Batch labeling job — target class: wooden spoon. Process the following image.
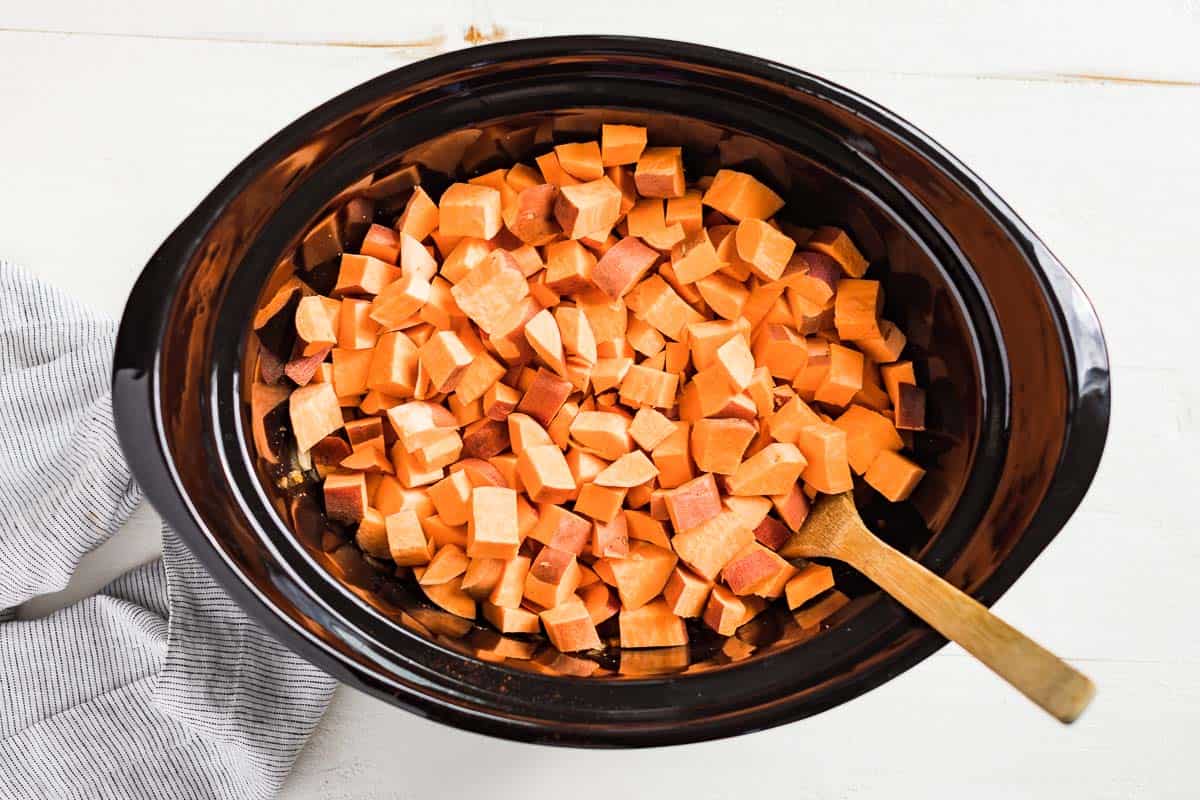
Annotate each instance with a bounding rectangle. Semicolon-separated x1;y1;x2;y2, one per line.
779;492;1095;723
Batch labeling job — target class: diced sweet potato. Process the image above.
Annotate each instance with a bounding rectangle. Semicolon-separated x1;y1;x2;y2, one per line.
417;330;473;393
528;503;592;554
421;578;476;619
726;442;807;496
619;599;688;648
797;422;853;494
736;219;795;281
323;472;367;523
601;124;648;166
663;565;712;617
554;176;622;239
690;418;757;475
671;508;754;581
813;343;864;408
771;482;811;531
555;141;604;181
590;509;630;558
864;449;925;501
592;236;660;300
488;554;532;609
753;515;791;551
703;584;764;636
524;545;583;608
460;557;505;599
579;582;620;625
628;407;676;452
517;444;576;504
482;601;542;634
449;251;529;335
439;182;502;240
596;541;677;611
634;147;685;198
386;508;433;566
722;543;790;595
515;367;573;426
523;308;566;376
701;170;784;221
785;563;836;610
395;186;439;242
670;228;722;284
804;226;869;278
467;486;520;560
289;383;344;452
723;495;773;530
540;598;602;652
419;544;470;585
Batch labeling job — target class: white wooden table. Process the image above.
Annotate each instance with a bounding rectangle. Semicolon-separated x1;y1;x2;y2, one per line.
4;2;1198;797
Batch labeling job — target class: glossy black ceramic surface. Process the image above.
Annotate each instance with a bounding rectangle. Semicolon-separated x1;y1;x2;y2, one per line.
113;36;1109;746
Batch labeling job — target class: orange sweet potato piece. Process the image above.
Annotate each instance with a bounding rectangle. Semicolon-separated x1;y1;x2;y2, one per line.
366;331;420;397
726;442;807;496
555;141;604;181
460;557;505;599
766;395;823;444
467;486;520;560
289;383;344;452
517;444;576;504
753;515;792;551
505;183;561;245
482;381;521;421
523;308;567;376
528;503;592;554
628;407;676;452
619;599;688;648
331;347;373;397
449;251;529;335
395;186;439;242
540;597;602;652
690;418;757;475
440;237;494;283
618;364;678;409
834;279;883;340
703;584;762;636
624;509;671;549
649;421;693;490
722;543;790;595
439;182;502;240
554;305;599;366
797;422;853;494
460;417;509;459
629;275;703;342
516;367;573;426
753;323;808;381
670;228;722;284
593;450;659;488
671;508;754;581
295;295;340;355
601;124;647;166
416;330;473;393
427;470;472;526
596;541;677;611
592;236;660;300
579;581;620;625
337;297;381;350
543;240;596;293
864;450;925;501
785;563;836;609
535;151;579;187
804;226;869;278
361;223;401;264
576;483;628;524
853;319;907;364
353;507;389;557
696;272;750;320
634;147;685;198
419;543;470;586
813;343;864;408
420;578;476;619
334;253;403;297
386;508;433;566
771;481;811;531
735;219;796;281
834;404;904;474
701;170;784;221
525;546;583;608
666;190;703;234
663;565;713;617
323;472;368;523
488;554;532;608
554;176;622;239
569;411;632;460
482;601;542;634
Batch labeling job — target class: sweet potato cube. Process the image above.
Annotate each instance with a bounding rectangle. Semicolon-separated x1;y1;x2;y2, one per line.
516;368;573;427
736;219;796;281
670;228;722;284
528;503;592;554
766;395;823;444
439;182;502;240
386;508;433;566
417;330;473;393
724;495;773;531
555;141;604;181
467;486;520;560
524;308;567;376
482;602;541;634
624;509;672;549
618;364;678;409
360;223;401;263
753;515;792;551
671;509;754;581
395;187;439;242
488;554;532;608
543;240;596;293
666;190;703;234
427;470;472;526
535;151;579;187
453;350;506;407
813;343;864;408
323;472;367;524
289;383;344;452
620;599;688;648
540;598;602;652
575;483;627;524
368;271;431;330
351;507;388;558
334;253;403;298
663;565;713;617
419;544;470;586
722;543;790;595
440;237;494;284
366;331;419;397
711;334;755;392
834;404;904;474
703;584;757;636
449;251;529;335
337;298;381;350
797;422;853;494
805;226;869;278
517;444;576;504
295;295;340;355
627;197;684;250
461;417;509;459
420;578;476;619
505;183;561;245
332;347;373;397
834;279;883;340
579;582;620;625
592;236;660;300
865;450;925;501
634;147;685;198
554;305;599;367
482;381;521;421
404;426;463;470
696;272;749;321
460;557;505;599
628;407;676;451
569;411;632;460
628;275;702;341
754;324;808;381
701;170;784;221
525;546;583;608
601;124;647;166
554;176;622;239
771;482;811;531
595;541;677;611
593;450;659;487
727;442;807;496
399;233;438;282
690;418;757;475
649;422;693;490
785;563;836;609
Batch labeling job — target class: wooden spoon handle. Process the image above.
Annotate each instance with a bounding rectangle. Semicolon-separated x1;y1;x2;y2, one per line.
842;527;1095;723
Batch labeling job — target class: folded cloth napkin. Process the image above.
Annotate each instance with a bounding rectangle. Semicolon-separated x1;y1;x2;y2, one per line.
0;261;337;800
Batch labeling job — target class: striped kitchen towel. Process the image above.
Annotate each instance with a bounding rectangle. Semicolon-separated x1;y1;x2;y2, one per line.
0;261;337;799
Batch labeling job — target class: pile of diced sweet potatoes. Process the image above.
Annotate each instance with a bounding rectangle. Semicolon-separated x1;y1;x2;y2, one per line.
250;124;927;653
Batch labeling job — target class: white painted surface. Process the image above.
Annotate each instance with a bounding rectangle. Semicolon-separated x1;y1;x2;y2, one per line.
2;2;1197;797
